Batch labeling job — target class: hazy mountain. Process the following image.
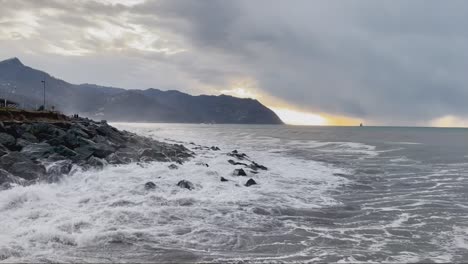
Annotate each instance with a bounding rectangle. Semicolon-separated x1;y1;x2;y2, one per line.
0;58;283;124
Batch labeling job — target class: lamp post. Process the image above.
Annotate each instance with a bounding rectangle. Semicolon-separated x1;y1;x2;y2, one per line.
41;80;46;110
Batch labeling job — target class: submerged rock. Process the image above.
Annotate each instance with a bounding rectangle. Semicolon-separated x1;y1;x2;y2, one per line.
228;150;248;160
245;178;257;187
177;180;194;190
195;162;209;167
168;164;179;170
250;161;268;171
233;168;247;176
145;181;156;190
228;159;248;166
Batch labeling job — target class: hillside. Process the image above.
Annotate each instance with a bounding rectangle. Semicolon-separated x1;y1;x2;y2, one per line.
0;58;283;124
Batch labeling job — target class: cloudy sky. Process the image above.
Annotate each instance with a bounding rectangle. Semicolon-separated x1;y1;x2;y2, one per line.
1;0;468;126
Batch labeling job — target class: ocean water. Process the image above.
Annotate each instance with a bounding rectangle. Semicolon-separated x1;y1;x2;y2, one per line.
1;124;468;262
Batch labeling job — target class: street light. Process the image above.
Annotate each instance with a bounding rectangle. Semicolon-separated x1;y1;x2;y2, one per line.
41;80;46;110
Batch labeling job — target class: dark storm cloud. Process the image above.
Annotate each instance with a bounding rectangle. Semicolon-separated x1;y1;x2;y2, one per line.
1;0;468;124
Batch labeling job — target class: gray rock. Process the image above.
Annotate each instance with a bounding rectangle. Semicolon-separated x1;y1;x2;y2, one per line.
47;160;73;176
21;132;38;143
21;142;54;160
139;148;169;162
0;169;24;186
220;177;229;182
0;152;30;170
177;180;194;190
0;132;16;150
87;156;107;169
0;144;8;157
250;161;268;171
233;168;247;176
168;164;179;170
54;145;77;158
93;143;115;159
228;159;248;166
245;178;257;187
9;161;46;181
145;181;156;190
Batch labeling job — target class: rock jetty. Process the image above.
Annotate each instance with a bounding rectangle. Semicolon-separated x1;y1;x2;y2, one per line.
0;117;193;189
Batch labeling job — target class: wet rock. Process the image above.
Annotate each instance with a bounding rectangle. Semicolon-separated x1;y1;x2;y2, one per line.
220;177;229;182
21;132;38;143
93;143;115;159
245;178;257;187
47;160;73;176
227;150;248;160
168;164;179;170
0;168;24;187
195;162;209;167
210;146;220;151
228;159;248;166
54;145;77;158
74;145;96;160
20;142;54;160
233;168;247;176
16;138;32;149
9;161;46;181
0;152;30;170
145;181;156;190
0;144;9;157
177;180;194;190
0;132;16;150
105;152;132;164
250;161;268;171
87;156;106;169
139;148;169;162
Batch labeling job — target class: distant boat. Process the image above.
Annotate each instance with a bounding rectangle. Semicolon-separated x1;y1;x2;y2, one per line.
359;123;363;127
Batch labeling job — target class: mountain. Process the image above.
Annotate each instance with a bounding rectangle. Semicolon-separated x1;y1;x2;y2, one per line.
0;58;283;124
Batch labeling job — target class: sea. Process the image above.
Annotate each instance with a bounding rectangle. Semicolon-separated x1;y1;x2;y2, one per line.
1;124;468;263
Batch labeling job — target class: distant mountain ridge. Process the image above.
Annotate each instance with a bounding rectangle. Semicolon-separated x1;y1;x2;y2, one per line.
0;57;283;124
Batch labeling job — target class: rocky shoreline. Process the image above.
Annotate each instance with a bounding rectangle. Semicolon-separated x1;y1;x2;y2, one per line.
0;117;193;190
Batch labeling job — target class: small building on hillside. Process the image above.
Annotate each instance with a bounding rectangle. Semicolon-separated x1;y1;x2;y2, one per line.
0;98;19;108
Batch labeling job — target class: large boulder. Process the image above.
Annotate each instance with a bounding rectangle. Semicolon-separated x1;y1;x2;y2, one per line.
9;161;46;181
21;132;38;143
0;144;8;157
21;142;55;160
0;132;16;150
93;143;115;159
54;145;77;158
0;152;29;170
0;169;25;187
87;156;107;169
139;148;169;162
45;160;73;182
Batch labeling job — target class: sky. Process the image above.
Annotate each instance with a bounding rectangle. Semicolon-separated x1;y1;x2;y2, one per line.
1;0;468;126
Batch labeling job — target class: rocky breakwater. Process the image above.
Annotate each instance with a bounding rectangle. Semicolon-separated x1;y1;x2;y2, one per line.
0;118;193;190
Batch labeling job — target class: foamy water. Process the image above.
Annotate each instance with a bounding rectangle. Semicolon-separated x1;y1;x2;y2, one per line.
1;124;468;262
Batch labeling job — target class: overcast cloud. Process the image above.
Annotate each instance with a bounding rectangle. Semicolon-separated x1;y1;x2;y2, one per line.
1;0;468;125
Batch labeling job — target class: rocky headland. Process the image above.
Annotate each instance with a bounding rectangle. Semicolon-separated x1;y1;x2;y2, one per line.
0;116;193;190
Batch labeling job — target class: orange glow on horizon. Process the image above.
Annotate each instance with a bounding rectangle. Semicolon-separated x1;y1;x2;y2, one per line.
271;107;362;126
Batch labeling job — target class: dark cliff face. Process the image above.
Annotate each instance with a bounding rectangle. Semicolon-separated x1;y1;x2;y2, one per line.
0;58;284;124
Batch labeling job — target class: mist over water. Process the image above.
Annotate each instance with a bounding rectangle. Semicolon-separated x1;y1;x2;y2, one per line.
1;124;468;262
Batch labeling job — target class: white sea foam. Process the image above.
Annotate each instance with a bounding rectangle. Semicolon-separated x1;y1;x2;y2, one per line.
0;123;349;262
